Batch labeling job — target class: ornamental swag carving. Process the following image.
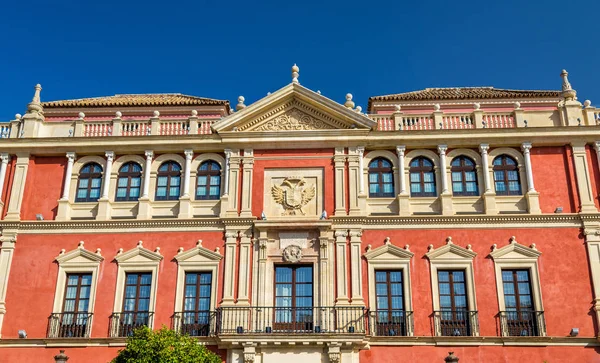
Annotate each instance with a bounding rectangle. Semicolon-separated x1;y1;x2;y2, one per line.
282;245;303;263
255;108;335;131
271;177;316;215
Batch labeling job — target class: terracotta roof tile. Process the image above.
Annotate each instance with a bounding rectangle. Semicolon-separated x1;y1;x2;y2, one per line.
368;87;561;110
42;93;230;108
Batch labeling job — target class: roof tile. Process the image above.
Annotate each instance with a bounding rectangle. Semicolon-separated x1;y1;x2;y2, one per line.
42;93;230;108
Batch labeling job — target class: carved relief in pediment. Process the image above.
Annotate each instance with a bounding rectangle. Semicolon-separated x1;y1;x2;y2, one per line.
254;108;336;131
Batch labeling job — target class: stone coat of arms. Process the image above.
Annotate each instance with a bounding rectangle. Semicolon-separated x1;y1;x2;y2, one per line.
271;177;315;215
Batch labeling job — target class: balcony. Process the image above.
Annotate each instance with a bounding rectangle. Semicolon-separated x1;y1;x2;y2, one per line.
47;312;93;338
498;310;546;337
109;311;154;337
368;310;414;336
173;311;218;336
216;306;367;335
433;310;479;337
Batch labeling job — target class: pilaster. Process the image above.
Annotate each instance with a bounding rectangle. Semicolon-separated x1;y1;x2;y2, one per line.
0;153;10;208
224;149;241;217
584;226;600;336
5;153;30;221
222;230;238;306
240;149;254;218
349;229;364;305
318;229;333;307
347;147;363;216
571;142;598;213
0;231;17;338
237;229;253;305
255;230;269;307
335;230;349;305
334;148;347;216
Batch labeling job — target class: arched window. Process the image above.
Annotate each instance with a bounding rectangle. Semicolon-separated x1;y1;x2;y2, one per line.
196;161;221;200
368;158;394;198
156;161;181;201
409;157;436;197
76;163;103;202
493;155;522;196
116;162;142;202
451;156;479;197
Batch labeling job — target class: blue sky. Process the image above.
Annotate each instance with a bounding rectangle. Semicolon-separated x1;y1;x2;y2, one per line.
0;0;598;119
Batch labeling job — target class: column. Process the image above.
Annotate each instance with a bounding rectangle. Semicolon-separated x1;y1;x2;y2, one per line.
438;145;452;215
0;153;10;205
5;153;30;221
237;230;252;305
0;233;16;338
521;142;541;214
137;150;154;220
101;151;114;198
61;152;76;200
221;231;238;305
571;142;598;213
240;149;254;218
178;149;194;219
335;230;349;305
334;148;347;216
223;149;231;197
479;144;497;214
397;146;410;215
349;230;364;305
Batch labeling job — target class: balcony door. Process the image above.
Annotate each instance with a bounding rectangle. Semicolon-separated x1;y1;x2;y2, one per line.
181;272;212;336
438;270;470;336
58;273;92;337
502;269;537;336
119;272;152;336
274;265;313;331
374;270;406;336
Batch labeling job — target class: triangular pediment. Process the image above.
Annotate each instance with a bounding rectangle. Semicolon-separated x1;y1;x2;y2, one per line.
56;245;104;265
426;243;477;260
364;242;414;261
490;241;541;260
175;243;222;263
212;83;377;133
115;242;163;264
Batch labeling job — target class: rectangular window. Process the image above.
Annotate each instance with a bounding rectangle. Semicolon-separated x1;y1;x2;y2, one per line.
274;265;313;331
181;272;212;336
437;270;471;336
55;273;92;337
374;270;406;336
117;272;152;336
501;269;538;336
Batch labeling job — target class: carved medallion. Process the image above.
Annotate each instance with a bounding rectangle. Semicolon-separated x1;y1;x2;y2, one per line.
255;109;335;131
282;245;303;263
271;177;316;215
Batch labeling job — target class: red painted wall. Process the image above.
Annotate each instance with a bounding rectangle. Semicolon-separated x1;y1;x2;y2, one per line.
2;231;224;339
20;156;66;220
530;146;578;213
1;157;16;218
362;345;600;363
587;145;600;210
361;228;595;337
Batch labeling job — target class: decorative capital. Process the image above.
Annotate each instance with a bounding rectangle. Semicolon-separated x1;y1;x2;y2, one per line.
66;152;76;163
396;145;406;156
594;142;600;153
105;151;115;162
437;144;448;155
356;146;365;156
335;230;348;238
479;144;489;153
521;142;532;153
184;149;194;160
144;150;154;159
224;149;232;159
349;230;362;238
328;352;341;363
0;153;10;164
291;64;300;84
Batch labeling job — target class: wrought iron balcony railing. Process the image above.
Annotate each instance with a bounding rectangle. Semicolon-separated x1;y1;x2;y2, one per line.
498;310;546;337
433;310;479;337
173;311;218;336
47;312;93;338
217;306;367;335
368;310;413;336
109;311;154;337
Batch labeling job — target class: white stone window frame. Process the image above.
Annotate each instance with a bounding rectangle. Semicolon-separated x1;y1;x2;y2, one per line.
110;155;146;203
425;239;479;336
112;242;163;332
363;150;399;199
173;242;222;331
51;243;104;338
487;148;527;197
364;240;414;336
446;149;484;198
69;155;107;204
404;149;441;198
149;154;185;202
190;153;225;201
489;238;545;337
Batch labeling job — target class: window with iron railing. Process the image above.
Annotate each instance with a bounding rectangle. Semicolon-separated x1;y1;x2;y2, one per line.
500;269;542;336
48;273;93;338
112;272;153;337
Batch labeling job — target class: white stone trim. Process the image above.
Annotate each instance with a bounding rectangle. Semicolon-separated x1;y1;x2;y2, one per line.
426;237;478;336
489;237;545;336
487;147;527;195
405;149;441;197
111;155;145;175
446;149;484;196
364;238;414;336
149;153;184;201
112;242;163;324
363;150;399;198
51;242;104;337
5;153;29;221
173;241;222;322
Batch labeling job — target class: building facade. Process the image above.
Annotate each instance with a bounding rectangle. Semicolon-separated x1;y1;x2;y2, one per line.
1;66;600;362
